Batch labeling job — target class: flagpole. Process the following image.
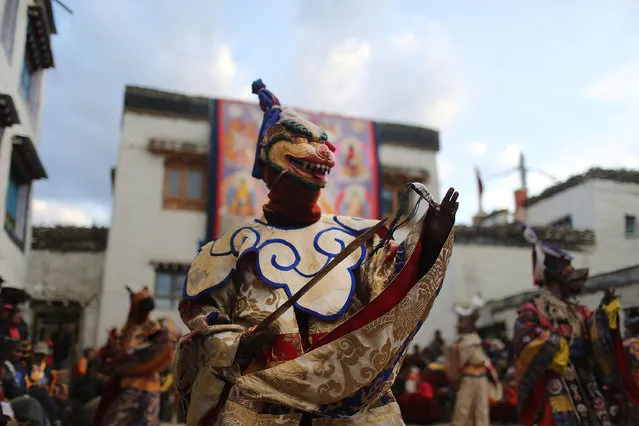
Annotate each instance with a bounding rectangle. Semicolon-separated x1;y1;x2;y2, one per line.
475;166;484;215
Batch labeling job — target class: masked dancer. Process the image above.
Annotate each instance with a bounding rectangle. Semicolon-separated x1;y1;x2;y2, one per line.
512;225;639;426
93;287;173;426
446;295;502;426
172;79;459;425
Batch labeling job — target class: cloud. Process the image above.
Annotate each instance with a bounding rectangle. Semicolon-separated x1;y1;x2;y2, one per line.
532;59;639;181
32;199;110;227
439;159;452;181
37;2;250;225
472;59;639;220
469;141;487;156
583;59;639;106
285;4;466;130
37;0;466;226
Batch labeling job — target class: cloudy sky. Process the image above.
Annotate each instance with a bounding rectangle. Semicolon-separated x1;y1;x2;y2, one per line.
33;0;639;227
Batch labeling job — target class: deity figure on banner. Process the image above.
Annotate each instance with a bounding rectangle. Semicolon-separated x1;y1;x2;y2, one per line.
172;79;459;425
224;116;258;166
340;138;367;178
512;225;639;426
345;186;367;218
228;177;256;217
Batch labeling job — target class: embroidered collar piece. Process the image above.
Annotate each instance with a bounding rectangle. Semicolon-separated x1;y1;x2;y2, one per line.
185;215;377;320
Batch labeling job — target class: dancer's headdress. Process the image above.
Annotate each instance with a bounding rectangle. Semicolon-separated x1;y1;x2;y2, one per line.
250;79;327;181
521;224;587;286
454;294;485;330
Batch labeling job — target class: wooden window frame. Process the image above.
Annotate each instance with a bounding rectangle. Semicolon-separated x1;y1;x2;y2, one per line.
381;184;405;218
380;168;429;218
625;214;637;238
154;269;186;310
4;159;31;251
162;155;207;211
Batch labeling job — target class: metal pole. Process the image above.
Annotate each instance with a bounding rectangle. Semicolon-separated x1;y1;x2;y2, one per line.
519;152;527;190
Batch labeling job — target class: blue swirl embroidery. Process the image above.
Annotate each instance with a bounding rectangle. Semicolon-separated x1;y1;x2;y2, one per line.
184;217;373;320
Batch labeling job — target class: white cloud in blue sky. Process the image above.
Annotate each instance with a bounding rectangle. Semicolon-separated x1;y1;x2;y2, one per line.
33;0;639;226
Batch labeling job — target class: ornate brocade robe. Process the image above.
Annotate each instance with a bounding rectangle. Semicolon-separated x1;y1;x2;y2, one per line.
513;291;639;426
173;214;454;425
97;319;173;426
620;336;639;425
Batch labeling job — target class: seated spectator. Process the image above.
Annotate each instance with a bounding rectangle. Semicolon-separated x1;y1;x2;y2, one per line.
19;342;30;369
404;345;426;369
397;369;438;425
53;384;73;425
27;386;57;424
0;356;16;424
490;367;518;425
423;357;454;423
426;329;445;360
52;323;74;370
44;341;53;369
26;343;53;391
1;341;27;400
71;348;96;380
70;359;104;405
0;309;27;343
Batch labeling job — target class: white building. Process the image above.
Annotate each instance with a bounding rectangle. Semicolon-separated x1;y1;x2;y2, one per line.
81;84;639;349
464;169;639;340
95;86;441;344
0;0;55;289
26;226;107;350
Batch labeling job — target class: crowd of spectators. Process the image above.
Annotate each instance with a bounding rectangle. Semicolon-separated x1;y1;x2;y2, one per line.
393;330;519;425
0;302;108;425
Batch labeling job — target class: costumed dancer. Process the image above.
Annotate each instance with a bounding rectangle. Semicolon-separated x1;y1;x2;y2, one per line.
446;295;502;426
172;79;460;425
92;287;173;426
512;225;639;426
618;310;639;425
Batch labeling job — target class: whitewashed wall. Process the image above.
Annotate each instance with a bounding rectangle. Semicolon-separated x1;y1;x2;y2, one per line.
26;250;105;348
526;179;639;273
97;112;210;343
0;0;49;290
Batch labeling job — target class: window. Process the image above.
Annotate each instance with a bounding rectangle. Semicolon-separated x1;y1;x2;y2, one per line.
163;157;207;211
20;57;32;100
18;56;42;119
550;215;573;229
1;0;19;62
381;185;402;218
154;269;186;309
4;162;30;247
625;215;637;237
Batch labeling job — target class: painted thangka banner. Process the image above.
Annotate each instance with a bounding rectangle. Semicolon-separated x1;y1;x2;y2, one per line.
208;99;380;239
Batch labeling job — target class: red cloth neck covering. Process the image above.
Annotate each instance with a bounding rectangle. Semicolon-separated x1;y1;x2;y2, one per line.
262;167;322;227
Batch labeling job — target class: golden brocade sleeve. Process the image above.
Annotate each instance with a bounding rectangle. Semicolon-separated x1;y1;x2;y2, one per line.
359;217;425;301
233;230;454;416
172;262;245;425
